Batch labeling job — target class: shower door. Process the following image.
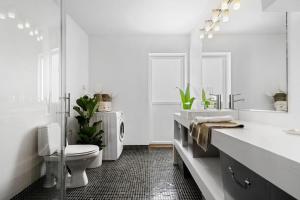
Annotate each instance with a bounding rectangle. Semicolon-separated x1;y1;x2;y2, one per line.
0;0;66;199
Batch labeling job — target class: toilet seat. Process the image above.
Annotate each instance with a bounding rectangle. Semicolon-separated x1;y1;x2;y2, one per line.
43;145;99;161
65;145;99;161
66;145;99;156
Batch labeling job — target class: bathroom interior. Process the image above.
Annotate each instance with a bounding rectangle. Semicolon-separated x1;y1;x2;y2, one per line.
0;0;300;199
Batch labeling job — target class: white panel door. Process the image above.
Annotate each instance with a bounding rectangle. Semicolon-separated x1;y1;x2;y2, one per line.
149;53;186;144
201;53;231;108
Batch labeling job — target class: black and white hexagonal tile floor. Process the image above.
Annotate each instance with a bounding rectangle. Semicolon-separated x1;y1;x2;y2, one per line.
12;148;202;200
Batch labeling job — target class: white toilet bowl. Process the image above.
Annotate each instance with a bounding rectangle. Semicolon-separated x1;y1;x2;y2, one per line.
65;145;99;188
38;123;100;189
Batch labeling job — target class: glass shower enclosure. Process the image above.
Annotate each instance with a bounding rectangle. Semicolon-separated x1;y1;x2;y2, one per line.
0;0;66;199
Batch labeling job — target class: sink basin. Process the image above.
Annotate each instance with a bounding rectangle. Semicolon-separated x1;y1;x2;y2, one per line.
180;109;235;120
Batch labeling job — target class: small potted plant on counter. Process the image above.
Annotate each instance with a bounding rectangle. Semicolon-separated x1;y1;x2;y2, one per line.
73;95;105;168
177;84;195;110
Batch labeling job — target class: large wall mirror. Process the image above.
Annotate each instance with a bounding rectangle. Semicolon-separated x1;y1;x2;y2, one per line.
201;0;288;112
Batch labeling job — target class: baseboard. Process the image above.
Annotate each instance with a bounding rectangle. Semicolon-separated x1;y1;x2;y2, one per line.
149;144;173;149
150;141;173;144
123;145;148;150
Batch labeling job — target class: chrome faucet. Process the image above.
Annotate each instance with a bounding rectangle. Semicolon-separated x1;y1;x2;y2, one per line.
229;94;245;110
210;94;222;110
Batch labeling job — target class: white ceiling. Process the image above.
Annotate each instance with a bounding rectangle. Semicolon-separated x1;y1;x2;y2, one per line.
216;0;285;34
65;0;217;35
66;0;286;36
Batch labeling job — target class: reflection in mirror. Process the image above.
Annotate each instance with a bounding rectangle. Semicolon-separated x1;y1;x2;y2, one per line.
201;0;287;112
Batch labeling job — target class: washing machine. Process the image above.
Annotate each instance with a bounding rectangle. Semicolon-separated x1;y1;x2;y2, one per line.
95;111;125;160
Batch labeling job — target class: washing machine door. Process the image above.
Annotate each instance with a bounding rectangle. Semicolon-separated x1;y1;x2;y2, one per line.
119;121;125;142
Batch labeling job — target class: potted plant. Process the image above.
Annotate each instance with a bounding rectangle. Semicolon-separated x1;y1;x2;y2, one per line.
272;91;287;111
73;95;105;168
201;89;213;109
177;84;195;110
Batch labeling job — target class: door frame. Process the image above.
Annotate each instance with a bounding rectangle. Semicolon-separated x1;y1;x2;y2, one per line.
148;53;187;145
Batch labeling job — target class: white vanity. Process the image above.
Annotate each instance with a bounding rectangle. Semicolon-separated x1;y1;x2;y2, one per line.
173;111;300;200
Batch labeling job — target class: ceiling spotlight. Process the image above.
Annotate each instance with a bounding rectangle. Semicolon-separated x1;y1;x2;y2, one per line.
37;37;41;42
34;29;39;35
233;0;241;10
29;31;34;36
7;12;16;19
17;23;24;30
0;13;6;20
39;35;43;41
208;33;213;39
25;22;31;28
222;9;230;22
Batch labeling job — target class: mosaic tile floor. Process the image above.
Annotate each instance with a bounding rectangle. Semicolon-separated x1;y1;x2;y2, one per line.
12;148;202;200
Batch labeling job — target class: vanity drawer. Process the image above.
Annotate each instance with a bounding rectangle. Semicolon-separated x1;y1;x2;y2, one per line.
220;151;296;200
220;151;269;200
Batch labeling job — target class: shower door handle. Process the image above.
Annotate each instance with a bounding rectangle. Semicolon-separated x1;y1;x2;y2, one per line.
66;93;71;117
59;93;71;117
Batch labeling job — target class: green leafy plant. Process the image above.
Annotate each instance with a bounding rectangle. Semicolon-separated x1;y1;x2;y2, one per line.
73;95;105;150
202;89;213;109
177;84;195;110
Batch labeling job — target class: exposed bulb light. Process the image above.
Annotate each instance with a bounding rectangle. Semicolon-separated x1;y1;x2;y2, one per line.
222;9;229;22
213;23;220;31
221;0;229;10
17;23;24;30
24;22;31;28
200;33;205;39
37;37;41;42
7;12;16;19
212;9;221;22
39;35;43;41
205;20;213;31
34;29;39;35
208;33;213;39
29;31;34;36
0;13;6;20
233;0;241;10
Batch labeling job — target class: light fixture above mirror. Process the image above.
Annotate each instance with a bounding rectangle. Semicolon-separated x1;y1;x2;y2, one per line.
199;0;240;39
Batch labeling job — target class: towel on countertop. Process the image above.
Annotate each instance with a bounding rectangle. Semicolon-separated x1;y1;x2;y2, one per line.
194;115;234;123
190;117;244;152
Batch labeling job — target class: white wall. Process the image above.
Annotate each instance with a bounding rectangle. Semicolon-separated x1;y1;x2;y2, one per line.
0;1;61;199
238;13;300;128
203;34;286;110
66;15;89;144
189;29;203;98
89;35;189;145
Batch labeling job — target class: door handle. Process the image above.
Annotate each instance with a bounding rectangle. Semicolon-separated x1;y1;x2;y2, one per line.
228;166;251;189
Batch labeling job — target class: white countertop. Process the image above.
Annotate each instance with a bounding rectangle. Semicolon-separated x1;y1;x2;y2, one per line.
211;121;300;199
173;112;300;199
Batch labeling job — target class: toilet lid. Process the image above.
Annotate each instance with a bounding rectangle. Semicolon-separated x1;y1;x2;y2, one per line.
65;145;99;157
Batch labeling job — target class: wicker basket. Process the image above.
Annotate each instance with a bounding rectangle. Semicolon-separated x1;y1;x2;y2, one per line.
94;93;112;112
273;92;287;102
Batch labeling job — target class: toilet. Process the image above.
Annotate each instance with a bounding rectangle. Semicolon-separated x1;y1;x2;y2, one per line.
38;123;99;188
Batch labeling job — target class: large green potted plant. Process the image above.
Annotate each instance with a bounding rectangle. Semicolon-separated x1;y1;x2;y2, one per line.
73;95;105;168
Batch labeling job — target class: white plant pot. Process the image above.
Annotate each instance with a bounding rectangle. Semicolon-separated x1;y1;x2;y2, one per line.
88;150;103;168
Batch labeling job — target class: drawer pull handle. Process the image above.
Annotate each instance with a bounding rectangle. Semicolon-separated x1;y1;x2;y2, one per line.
228;166;251;189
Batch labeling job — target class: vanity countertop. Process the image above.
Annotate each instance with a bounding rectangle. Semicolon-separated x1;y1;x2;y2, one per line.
211;121;300;199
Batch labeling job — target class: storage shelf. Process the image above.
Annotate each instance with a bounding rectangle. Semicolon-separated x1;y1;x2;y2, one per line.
174;140;224;200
